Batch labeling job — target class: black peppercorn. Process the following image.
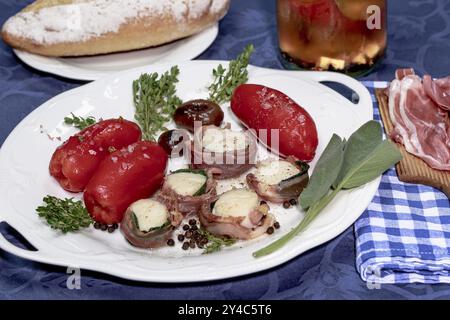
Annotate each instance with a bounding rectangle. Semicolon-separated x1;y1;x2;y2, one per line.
182;242;190;250
107;226;115;233
189;241;196;249
185;230;193;238
178;234;185;242
183;224;190;231
189;219;197;226
283;201;291;209
100;224;108;231
167;239;175;247
94;222;101;230
289;199;297;206
266;227;275;235
191;224;198;231
112;223;119;230
274;222;280;229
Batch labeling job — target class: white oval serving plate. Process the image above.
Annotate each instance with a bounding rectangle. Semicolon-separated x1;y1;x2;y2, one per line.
13;24;218;81
0;61;378;283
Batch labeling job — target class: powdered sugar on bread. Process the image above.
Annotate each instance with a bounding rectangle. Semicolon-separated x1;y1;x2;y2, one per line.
3;0;228;45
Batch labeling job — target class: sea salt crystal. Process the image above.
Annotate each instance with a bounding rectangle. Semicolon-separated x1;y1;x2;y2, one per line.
88;149;97;155
111;156;118;163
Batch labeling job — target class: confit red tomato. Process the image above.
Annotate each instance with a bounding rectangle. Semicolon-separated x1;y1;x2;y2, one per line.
231;84;318;162
290;0;340;27
290;0;365;33
49;119;142;192
83;141;168;225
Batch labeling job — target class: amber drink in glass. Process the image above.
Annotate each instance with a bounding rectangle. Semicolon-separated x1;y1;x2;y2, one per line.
277;0;387;76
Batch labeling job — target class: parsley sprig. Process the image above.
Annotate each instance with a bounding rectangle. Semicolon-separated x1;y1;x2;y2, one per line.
133;66;183;141
208;44;254;105
199;228;236;254
64;113;96;130
36;196;93;233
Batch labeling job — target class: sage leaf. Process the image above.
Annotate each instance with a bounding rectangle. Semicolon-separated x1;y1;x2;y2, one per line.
340;140;402;189
334;121;401;189
299;134;345;210
334;121;382;187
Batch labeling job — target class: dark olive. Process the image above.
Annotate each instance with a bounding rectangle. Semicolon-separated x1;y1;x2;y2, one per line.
158;129;188;158
173;99;224;132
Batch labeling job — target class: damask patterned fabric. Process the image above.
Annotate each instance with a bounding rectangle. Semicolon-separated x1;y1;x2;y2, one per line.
0;0;450;299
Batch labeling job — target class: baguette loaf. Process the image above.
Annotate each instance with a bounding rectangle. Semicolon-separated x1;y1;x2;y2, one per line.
2;0;230;57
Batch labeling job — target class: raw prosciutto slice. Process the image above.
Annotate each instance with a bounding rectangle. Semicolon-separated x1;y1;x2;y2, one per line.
423;75;450;112
388;69;450;171
395;68;415;80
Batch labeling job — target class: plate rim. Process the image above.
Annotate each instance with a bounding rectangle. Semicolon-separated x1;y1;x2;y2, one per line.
13;24;219;81
0;61;379;283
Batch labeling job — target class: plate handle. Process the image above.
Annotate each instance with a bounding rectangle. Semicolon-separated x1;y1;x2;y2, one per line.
283;71;374;122
0;226;45;261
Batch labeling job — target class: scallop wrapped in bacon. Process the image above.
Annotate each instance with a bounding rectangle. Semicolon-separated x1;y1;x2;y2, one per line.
199;188;275;240
188;125;257;179
121;199;182;249
156;169;217;216
246;157;309;203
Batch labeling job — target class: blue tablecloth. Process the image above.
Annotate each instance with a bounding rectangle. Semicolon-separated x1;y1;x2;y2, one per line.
1;0;450;300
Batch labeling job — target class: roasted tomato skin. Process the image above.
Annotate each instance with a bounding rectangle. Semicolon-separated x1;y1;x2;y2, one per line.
49;119;142;192
231;84;318;162
83;141;168;225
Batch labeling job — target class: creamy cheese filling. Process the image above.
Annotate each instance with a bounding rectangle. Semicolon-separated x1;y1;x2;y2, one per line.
166;172;207;196
213;189;259;228
130;199;168;232
255;160;300;185
202;127;248;153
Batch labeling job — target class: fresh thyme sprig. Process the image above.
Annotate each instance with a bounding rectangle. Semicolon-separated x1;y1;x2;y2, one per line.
133;66;183;141
36;196;93;233
199;228;236;254
208;44;254;105
64;113;96;130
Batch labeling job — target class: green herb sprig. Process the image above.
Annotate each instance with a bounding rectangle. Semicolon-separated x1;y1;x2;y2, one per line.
36;196;93;233
64;113;96;130
133;66;182;141
253;121;402;258
208;44;254;105
199;228;236;254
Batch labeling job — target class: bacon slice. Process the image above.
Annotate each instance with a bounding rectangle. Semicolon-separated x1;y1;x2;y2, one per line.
198;189;274;240
156;170;217;216
246;157;309;203
388;69;450;171
188;125;257;179
423;75;450;112
120;204;182;249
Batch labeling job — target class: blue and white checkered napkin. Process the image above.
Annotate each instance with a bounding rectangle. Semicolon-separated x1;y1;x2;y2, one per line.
354;81;450;284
